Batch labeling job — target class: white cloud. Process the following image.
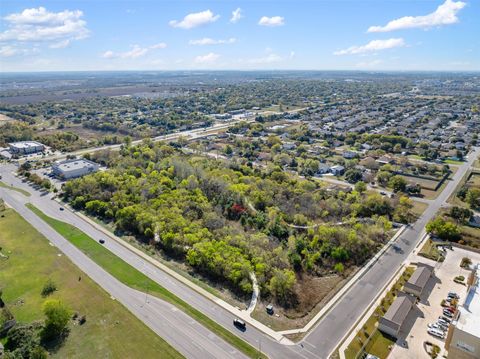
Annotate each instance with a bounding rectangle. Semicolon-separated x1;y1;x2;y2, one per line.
0;45;20;57
258;16;285;27
194;52;220;64
189;37;236;46
101;50;115;59
368;0;466;33
102;43;167;59
230;8;243;23
150;42;167;49
0;45;37;57
49;39;70;49
0;6;89;43
169;10;219;29
334;38;406;55
122;45;149;59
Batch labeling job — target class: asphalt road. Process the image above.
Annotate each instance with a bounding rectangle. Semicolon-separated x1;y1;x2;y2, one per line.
0;189;249;359
300;146;480;357
1;146;477;359
0;165;310;359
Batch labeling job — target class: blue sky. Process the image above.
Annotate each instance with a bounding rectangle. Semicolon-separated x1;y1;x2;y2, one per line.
0;0;478;71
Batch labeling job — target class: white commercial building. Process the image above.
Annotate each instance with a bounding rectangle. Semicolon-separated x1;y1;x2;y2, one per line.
8;141;45;154
446;264;480;358
52;159;99;179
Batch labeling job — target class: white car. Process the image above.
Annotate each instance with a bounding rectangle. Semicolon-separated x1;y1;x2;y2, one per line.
428;328;445;339
428;323;445;331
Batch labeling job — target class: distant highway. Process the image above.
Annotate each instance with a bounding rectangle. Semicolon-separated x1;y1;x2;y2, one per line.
29;119;255;163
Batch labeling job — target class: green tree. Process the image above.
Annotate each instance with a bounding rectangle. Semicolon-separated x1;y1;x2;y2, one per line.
466;188;480;209
449;206;473;224
268;269;296;306
376;170;392;185
426;218;461;241
345;169;363;184
354;181;367;193
224;145;233;156
388;175;407;192
41;300;71;341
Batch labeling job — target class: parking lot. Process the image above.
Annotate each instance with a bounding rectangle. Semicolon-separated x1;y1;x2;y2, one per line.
389;246;480;359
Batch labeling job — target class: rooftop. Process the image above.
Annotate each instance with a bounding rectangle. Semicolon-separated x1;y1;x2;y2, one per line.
54;159;98;172
383;292;415;326
406;264;433;290
9;141;44;149
455;264;480;338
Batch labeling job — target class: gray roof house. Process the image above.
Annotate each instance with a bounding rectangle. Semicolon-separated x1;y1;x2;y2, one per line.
404;263;434;297
378;292;416;338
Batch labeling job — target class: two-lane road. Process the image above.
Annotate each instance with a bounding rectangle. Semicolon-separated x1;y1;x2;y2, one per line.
0;189;247;359
301;147;480;357
1;146;477;359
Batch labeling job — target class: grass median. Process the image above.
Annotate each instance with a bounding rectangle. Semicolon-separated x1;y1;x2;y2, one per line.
26;203;266;359
0;180;31;197
0;207;182;359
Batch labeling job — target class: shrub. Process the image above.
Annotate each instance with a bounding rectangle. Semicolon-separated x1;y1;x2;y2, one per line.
460;257;472;268
41;279;57;297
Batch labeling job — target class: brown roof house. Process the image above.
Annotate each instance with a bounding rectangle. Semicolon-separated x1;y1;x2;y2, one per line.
378;292;416;338
404;263;434;297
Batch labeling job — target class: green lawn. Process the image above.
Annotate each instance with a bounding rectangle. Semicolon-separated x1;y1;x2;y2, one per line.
444;159;464;165
418;239;444;262
0;208;182;359
0;180;31;197
26;203;265;359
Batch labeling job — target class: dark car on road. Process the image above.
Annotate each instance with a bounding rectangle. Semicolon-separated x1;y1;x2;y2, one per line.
233;318;246;330
59;207;64;211
99;239;105;244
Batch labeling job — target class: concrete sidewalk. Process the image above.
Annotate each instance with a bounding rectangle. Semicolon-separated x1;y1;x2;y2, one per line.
278;225;406;336
59;200;290;344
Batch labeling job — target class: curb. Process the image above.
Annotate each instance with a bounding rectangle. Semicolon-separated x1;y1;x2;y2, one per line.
279;225;406;336
53;197;287;343
335;262;408;359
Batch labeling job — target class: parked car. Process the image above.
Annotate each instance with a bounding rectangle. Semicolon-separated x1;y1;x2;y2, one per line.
443;310;453;318
233;318;246;330
439;316;452;323
445;307;456;313
438;318;449;326
428;328;445;339
448;292;459;299
99;239;105;244
437;322;449;331
266;304;274;315
428;323;444;331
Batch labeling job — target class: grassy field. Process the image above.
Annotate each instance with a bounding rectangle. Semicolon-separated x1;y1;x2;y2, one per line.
0;180;31;197
418;239;444;262
444;159;464;165
411;200;428;218
26;204;266;359
458;224;480;249
0;208;182;359
344;267;414;359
